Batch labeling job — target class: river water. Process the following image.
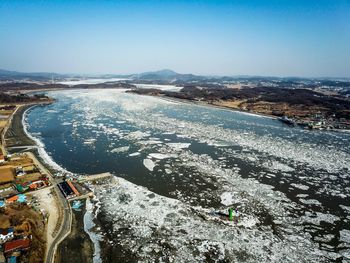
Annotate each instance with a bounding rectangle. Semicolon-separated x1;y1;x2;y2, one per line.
25;89;350;262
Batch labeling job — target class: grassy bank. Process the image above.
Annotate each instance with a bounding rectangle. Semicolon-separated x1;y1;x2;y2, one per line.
5;104;60;175
5;104;36;148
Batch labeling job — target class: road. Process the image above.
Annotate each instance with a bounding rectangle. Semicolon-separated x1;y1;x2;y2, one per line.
45;187;71;263
25;152;72;263
2;102;72;263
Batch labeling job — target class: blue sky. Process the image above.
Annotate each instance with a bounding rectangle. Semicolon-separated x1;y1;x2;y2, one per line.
0;0;349;77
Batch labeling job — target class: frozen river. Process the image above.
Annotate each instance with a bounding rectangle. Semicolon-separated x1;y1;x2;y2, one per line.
26;89;350;262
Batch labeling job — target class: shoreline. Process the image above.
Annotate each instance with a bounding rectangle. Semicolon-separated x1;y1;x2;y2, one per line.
9;85;350;132
5;103;63;177
136;93;279;120
133;93;350;133
4;104;36;150
20;86;350;132
21;104;74;176
55;200;94;263
21;86;277;120
4;101;94;263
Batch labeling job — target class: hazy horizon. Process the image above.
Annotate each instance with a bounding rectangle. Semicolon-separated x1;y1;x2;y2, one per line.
2;67;350;80
1;0;349;78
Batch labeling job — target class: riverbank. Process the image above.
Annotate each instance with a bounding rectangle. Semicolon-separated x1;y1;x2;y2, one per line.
2;101;91;263
55;201;94;263
19;86;278;121
4;104;36;149
130;92;350;133
18;104;95;263
130;92;279;120
4;104;58;177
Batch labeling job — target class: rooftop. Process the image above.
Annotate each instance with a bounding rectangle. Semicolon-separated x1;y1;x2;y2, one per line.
4;239;30;253
0;228;14;235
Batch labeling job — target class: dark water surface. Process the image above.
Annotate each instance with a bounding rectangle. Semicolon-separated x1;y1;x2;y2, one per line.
26;89;350;262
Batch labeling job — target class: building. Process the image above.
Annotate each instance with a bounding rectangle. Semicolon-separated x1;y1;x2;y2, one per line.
67;181;80;197
58;181;76;199
15;167;25;177
0;228;14;244
6;194;26;204
28;180;48;190
3;239;30;254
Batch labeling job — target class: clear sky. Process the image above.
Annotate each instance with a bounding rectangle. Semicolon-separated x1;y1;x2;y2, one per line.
0;0;349;77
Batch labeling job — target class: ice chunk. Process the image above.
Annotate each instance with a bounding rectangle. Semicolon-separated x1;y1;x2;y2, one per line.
299;199;322;206
301;212;340;225
237;217;259;228
140;140;162;145
111;146;130;153
340;229;350;243
220;192;236;206
125;131;150;140
166;143;191;150
148;153;175;160
143;159;155;171
129;152;141;157
83;138;96;145
291;183;310;191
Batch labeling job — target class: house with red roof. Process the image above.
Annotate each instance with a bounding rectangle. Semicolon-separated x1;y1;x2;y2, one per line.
3;239;30;254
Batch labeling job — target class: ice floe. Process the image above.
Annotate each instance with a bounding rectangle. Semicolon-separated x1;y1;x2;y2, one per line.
26;89;350;261
148;153;174;160
129;152;141;157
110;146;130;153
143;159;156;171
291;183;310;191
166;143;191;150
90;177;325;262
220;192;236;206
340;229;350;243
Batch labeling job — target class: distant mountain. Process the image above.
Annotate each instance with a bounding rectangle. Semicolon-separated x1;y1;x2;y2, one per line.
132;69;179;80
1;68;349;83
0;69;65;81
0;69;17;75
130;69;205;83
141;69;178;77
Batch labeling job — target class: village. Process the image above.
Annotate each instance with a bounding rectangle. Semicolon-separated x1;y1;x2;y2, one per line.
278;113;350;130
0;103;110;263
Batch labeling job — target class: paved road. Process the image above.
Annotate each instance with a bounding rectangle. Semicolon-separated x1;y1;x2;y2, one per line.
45;187;71;263
26;152;72;263
2;103;70;263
